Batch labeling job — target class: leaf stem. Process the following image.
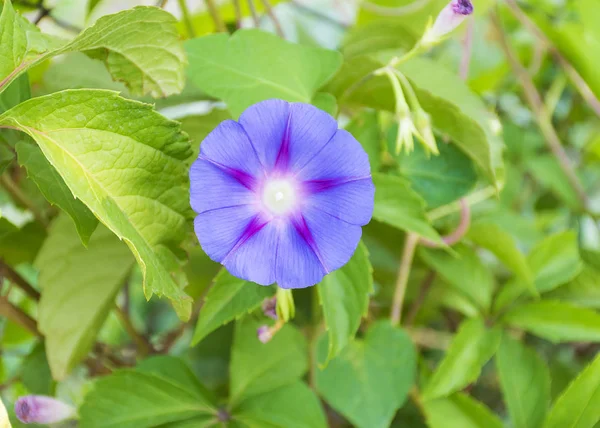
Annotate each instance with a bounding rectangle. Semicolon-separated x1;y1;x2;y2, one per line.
427;185;496;221
420;199;471;248
391;233;419;326
259;0;285;37
0;173;48;228
459;18;474;80
247;0;260;27
503;0;600;118
204;0;227;33
178;0;197;38
114;304;153;356
0;260;40;302
233;0;243;29
0;296;40;337
491;11;588;210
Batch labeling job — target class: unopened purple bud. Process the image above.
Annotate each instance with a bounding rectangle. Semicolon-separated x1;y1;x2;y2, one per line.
261;296;278;320
423;0;473;45
257;325;273;344
15;395;76;424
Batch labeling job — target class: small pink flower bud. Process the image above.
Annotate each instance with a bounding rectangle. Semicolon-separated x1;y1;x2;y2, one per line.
15;395;76;424
257;325;273;344
423;0;474;46
261;296;278;320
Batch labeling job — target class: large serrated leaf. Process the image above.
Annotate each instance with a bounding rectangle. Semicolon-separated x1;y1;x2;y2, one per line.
192;270;275;345
35;215;133;380
0;90;193;319
185;29;342;118
0;2;186;97
317;241;373;364
16;141;98;245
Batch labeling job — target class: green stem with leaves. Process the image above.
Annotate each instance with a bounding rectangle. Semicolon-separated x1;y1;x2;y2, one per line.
391;233;419;326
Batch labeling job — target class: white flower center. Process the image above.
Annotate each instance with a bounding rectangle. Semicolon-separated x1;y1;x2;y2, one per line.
262;179;297;215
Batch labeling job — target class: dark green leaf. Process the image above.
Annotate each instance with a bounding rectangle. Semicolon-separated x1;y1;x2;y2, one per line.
192;270;275;345
345;110;383;172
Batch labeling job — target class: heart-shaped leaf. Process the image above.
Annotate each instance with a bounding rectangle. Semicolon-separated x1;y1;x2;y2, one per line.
316;321;416;428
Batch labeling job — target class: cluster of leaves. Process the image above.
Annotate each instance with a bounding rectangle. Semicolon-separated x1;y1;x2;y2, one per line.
0;0;600;427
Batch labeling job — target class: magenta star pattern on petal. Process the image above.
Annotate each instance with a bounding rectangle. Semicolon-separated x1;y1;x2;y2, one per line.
190;100;374;288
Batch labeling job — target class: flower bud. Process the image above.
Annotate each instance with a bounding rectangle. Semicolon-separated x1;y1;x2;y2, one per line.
413;109;439;155
396;114;420;154
257;325;273;344
261;296;277;320
15;395;76;424
422;0;473;47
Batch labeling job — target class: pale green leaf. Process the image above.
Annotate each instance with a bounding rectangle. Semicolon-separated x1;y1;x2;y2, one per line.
230;318;308;406
372;173;442;243
420;245;495;312
0;4;186;97
544;352;600;428
0;90;193;319
36;215;134;380
423;318;501;400
0;0;28;90
16;141;98;245
423;393;503;428
192;270;275;345
79;362;217;428
317;241;372;363
311;92;338;117
316;321;416;428
546;265;600;308
185;29;342;117
467;222;534;290
232;382;327;428
503;300;600;343
496;333;550;428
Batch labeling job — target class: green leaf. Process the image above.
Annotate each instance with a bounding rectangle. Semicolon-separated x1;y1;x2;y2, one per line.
326;56;501;183
496;333;550;428
35;215;134;380
0;4;186;97
372;173;442;243
317;241;372;363
345;110;382;172
342;19;417;59
179;109;231;160
502;301;600;343
20;343;54;395
528;155;581;210
0;218;45;265
0;90;193;320
79;362;217;428
544;352;600;428
395;139;477;209
546;265;600;308
423;318;501;400
467;222;534;290
232;382;327;428
185;29;342;117
16;141;98;245
311;92;338;117
420;245;495;312
230;318;308;406
528;231;583;293
423;393;503;428
316;321;417;428
192;270;275;345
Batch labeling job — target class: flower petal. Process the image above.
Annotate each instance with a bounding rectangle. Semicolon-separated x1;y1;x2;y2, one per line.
275;220;327;288
301;207;363;273
221;221;279;286
238;99;290;170
190;159;255;214
297;129;371;181
305;178;374;225
199;119;263;181
194;205;259;263
276;103;338;172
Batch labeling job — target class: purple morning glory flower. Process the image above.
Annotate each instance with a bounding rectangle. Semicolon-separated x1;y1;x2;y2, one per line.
422;0;474;45
15;395;76;424
190;100;374;288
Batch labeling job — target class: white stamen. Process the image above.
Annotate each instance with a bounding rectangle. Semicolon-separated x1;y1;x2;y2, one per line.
275;191;284;201
262;179;297;215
